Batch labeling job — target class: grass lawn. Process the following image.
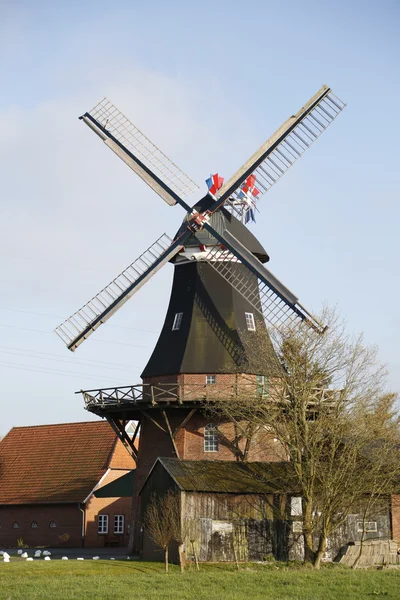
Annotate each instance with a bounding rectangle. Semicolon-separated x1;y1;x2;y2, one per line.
0;560;399;600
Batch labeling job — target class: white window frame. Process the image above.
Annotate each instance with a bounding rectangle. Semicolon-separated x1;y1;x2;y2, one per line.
206;375;216;385
290;497;302;517
172;312;183;331
98;514;109;534
245;312;256;331
204;423;219;452
357;521;377;533
114;515;124;535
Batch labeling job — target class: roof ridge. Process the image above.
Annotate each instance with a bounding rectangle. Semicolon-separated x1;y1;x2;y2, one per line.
6;420;108;432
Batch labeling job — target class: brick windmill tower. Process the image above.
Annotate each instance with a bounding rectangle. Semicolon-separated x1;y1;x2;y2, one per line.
56;86;345;543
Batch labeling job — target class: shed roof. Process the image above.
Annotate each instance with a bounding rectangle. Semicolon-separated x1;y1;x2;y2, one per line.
148;458;295;495
0;421;119;504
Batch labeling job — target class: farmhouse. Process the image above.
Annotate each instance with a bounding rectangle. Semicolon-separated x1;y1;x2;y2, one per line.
0;421;135;548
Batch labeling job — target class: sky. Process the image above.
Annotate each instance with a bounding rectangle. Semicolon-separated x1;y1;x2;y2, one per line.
0;0;399;436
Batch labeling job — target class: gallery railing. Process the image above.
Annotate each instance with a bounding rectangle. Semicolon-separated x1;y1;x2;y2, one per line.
80;382;339;410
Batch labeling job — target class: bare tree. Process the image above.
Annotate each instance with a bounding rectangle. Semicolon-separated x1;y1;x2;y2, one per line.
144;491;179;573
169;492;187;572
209;308;400;568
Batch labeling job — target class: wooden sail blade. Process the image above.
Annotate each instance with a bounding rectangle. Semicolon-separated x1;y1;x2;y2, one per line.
214;86;346;220
80;98;199;209
203;226;325;333
55;232;189;352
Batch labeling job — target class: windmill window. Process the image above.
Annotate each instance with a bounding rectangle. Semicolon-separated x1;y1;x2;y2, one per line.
114;515;124;534
12;521;20;529
98;514;109;534
206;375;216;385
172;312;183;331
204;423;219;452
49;521;57;528
245;312;256;331
31;521;38;529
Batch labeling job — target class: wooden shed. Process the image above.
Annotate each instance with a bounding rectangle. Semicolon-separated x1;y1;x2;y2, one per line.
139;458;294;562
139;458;392;564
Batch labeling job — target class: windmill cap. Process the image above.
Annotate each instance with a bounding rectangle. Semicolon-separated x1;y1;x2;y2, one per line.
172;195;269;264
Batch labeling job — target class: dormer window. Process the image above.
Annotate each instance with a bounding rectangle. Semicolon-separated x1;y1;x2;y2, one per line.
245;312;256;331
172;312;183;331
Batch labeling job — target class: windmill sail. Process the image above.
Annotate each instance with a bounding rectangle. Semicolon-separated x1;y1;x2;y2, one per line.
203;226;325;333
55;232;190;351
215;85;345;219
80;98;199;208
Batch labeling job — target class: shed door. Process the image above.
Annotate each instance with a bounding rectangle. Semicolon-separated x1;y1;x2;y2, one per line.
199;518;212;562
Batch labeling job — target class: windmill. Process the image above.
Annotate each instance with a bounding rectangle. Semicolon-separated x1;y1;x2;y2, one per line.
55;85;345;354
55;87;345;547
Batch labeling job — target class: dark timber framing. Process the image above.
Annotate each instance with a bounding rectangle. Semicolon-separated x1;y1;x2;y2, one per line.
106;416;139;461
103;404;198;463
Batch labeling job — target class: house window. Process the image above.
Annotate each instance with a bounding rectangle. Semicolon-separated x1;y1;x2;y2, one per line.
114;515;124;534
206;375;216;385
256;374;269;397
245;312;256;331
49;521;57;528
204;424;219;452
172;312;183;331
12;521;20;529
357;521;377;533
98;514;109;534
31;521;38;528
290;497;302;517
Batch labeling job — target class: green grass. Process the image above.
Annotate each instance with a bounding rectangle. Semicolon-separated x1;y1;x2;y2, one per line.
0;560;399;600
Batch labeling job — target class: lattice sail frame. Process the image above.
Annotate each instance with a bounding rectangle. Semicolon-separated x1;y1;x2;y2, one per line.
204;245;322;333
219;87;346;221
55;233;179;351
86;98;199;202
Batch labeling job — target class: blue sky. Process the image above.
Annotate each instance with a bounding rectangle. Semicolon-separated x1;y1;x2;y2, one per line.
0;0;399;435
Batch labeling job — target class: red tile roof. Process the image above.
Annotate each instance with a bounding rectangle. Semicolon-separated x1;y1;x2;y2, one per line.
0;421;119;504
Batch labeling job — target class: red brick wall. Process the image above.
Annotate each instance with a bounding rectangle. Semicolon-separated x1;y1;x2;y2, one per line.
183;413;284;462
391;495;400;545
139;372;283;470
0;504;83;548
85;490;132;548
83;439;135;548
109;438;136;469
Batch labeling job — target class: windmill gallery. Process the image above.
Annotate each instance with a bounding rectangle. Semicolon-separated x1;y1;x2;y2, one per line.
51;87;398;563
